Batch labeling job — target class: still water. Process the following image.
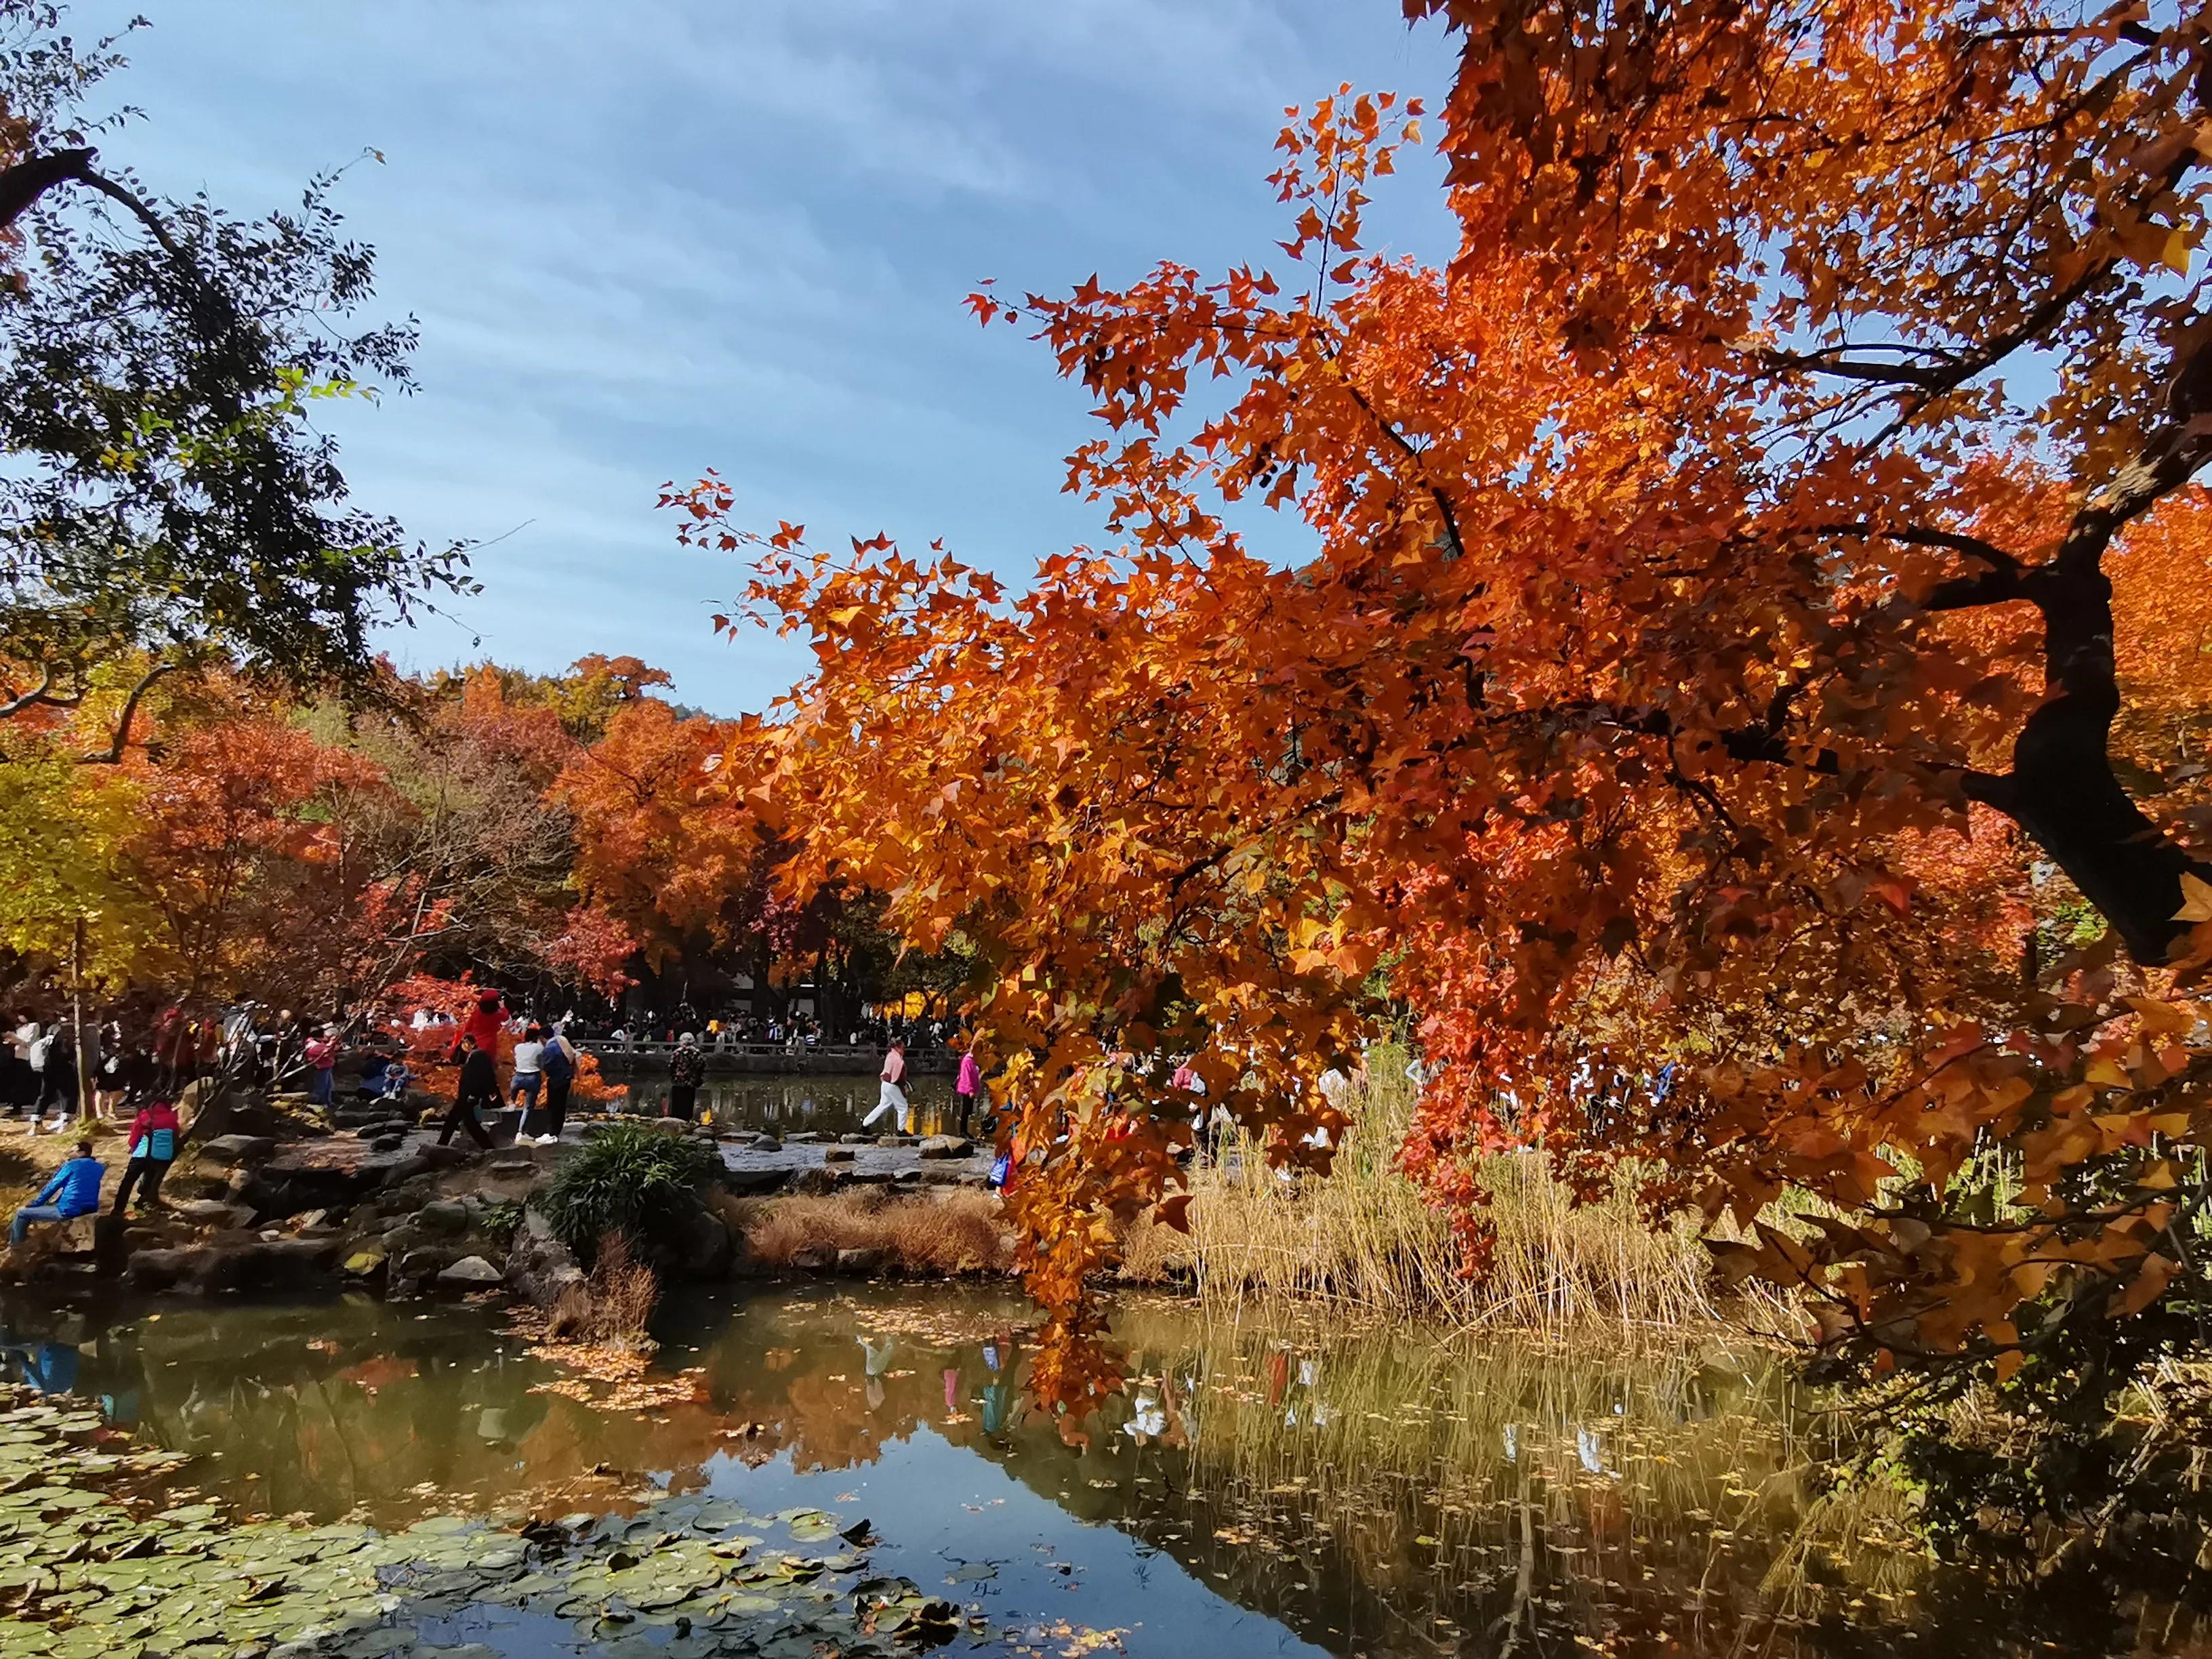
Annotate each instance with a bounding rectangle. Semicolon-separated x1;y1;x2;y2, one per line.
619;1073;964;1138
0;1285;2173;1657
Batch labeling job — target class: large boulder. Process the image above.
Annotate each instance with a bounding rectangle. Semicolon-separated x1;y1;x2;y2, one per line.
504;1209;583;1308
417;1199;470;1235
721;1166;792;1198
197;1134;276;1168
659;1191;733;1281
123;1237;341;1295
437;1254;504;1288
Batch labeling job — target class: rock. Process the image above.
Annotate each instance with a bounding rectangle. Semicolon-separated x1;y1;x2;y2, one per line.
197;1134;276;1168
171;1199;253;1228
784;1131;822;1144
370;1133;405;1153
721;1166;792;1197
876;1134;902;1147
504;1210;583;1308
838;1134;872;1146
659;1193;732;1280
836;1247;886;1275
396;1246;459;1282
485;1153;539;1177
793;1167;846;1197
437;1254;505;1288
917;1135;973;1160
415;1143;474;1170
750;1135;782;1152
919;1166;972;1187
417;1198;470;1234
821;1147;856;1164
789;1244;836;1271
124;1237;341;1295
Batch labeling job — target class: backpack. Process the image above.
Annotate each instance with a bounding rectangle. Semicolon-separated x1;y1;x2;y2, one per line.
541;1037;575;1084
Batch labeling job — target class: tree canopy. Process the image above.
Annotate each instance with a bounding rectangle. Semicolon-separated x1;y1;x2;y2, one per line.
0;2;471;750
671;3;2212;1412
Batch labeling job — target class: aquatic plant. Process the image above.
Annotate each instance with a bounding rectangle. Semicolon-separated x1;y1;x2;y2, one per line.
1120;1053;1796;1332
0;1380;924;1658
537;1121;718;1262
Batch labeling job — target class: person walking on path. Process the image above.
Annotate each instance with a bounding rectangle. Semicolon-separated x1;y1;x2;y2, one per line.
665;1032;705;1122
532;1026;577;1144
954;1043;982;1138
864;1041;911;1133
510;1025;546;1115
110;1098;180;1216
10;1139;102;1246
303;1025;339;1107
33;1026;77;1128
439;1036;497;1149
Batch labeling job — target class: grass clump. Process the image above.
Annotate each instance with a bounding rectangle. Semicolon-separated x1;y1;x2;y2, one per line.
739;1190;1013;1275
546;1231;660;1346
539;1121;719;1263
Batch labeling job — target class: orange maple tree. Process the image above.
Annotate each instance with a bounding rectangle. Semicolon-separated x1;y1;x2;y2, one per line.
671;4;2212;1416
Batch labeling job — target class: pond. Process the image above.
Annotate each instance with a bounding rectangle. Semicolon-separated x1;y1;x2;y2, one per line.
618;1075;965;1139
0;1284;2176;1657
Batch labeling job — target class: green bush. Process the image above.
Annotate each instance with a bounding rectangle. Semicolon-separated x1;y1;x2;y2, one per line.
538;1123;719;1263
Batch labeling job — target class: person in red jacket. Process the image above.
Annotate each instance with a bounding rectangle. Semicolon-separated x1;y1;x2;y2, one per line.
454;990;506;1064
112;1097;180;1215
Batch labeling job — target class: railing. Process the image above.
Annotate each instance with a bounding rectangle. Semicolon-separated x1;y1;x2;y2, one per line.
575;1040;954;1069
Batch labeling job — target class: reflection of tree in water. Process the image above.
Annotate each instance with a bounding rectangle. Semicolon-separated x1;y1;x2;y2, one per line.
0;1289;2179;1655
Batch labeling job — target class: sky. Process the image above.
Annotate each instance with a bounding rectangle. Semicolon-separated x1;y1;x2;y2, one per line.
84;1;1459;716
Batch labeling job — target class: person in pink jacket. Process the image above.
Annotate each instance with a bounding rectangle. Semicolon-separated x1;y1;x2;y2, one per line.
954;1043;983;1137
864;1042;910;1133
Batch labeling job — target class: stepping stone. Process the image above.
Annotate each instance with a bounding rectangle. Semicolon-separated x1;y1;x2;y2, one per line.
917;1135;972;1160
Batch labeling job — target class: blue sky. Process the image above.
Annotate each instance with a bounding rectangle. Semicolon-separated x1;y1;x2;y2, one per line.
90;1;1456;714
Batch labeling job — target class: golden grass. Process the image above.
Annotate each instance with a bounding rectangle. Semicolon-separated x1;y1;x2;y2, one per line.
1120;1049;1797;1334
546;1231;659;1345
736;1189;1014;1275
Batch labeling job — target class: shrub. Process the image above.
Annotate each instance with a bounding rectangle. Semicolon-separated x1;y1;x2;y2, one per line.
539;1122;719;1263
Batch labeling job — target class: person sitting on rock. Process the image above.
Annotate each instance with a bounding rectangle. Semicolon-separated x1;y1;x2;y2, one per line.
10;1139;104;1246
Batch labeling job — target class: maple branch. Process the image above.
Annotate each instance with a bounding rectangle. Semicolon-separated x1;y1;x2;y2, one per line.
0;665;83;718
1820;520;2022;580
0;146;180;255
79;660;178;764
1940;330;2212;962
1324;350;1469;565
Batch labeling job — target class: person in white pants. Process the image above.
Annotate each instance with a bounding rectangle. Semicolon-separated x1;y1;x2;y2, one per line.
863;1041;910;1132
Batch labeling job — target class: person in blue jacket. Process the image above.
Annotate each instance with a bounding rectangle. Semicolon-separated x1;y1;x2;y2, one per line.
9;1139;103;1246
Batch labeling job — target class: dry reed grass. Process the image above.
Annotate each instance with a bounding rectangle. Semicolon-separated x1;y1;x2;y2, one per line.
547;1231;659;1345
1120;1048;1798;1333
737;1189;1014;1275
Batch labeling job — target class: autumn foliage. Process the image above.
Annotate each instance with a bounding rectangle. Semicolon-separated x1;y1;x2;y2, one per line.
668;7;2212;1414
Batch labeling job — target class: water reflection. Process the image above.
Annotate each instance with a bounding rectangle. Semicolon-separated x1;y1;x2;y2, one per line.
618;1073;960;1137
0;1286;2183;1657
